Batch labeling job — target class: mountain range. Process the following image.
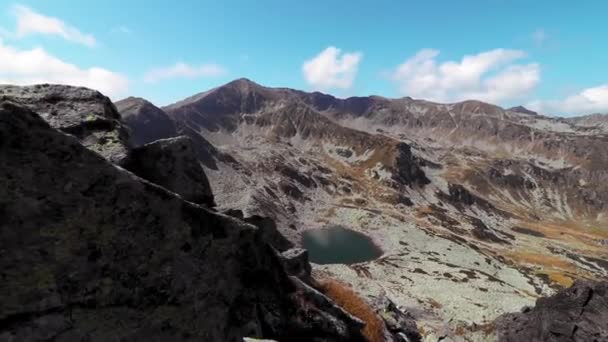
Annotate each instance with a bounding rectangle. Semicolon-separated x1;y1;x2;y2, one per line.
119;78;608;339
1;80;607;341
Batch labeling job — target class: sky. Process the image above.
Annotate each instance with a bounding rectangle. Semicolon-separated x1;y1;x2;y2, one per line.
0;0;607;116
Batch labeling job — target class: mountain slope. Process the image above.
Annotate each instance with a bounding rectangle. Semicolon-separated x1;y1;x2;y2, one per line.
136;79;608;339
115;96;178;146
0;94;372;341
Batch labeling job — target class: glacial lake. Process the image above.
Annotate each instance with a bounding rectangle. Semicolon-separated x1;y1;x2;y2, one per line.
302;226;383;265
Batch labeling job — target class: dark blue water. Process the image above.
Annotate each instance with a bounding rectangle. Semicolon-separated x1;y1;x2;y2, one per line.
302;226;382;265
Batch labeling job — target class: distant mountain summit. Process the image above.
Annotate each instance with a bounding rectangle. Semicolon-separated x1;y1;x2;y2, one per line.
507;105;538;116
115;96;177;146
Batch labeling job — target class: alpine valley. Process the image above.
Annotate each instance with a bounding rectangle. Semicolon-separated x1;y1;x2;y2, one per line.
2;80;607;341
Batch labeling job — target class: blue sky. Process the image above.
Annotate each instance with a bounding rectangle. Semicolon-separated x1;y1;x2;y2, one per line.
0;0;607;115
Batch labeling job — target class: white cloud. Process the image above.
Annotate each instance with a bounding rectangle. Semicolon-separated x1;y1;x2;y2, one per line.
390;48;540;104
12;5;96;47
527;85;608;116
302;46;362;90
0;39;128;98
143;62;227;84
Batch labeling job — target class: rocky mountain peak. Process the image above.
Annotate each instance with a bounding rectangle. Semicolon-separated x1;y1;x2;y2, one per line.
115;96;177;146
224;77;264;91
508;105;538;116
451;99;505;116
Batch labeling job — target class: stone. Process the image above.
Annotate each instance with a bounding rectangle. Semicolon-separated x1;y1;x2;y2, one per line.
372;295;421;342
280;248;312;283
223;210;294;252
0;84;130;164
123;136;215;207
0;102;364;342
495;280;608;342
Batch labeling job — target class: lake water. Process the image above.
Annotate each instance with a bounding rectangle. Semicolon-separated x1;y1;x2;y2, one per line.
302;226;383;265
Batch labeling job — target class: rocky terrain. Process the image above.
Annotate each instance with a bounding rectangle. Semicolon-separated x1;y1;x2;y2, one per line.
1;86;420;341
567;113;608;133
1;80;607;341
162;78;608;340
495;280;608;341
115;97;178;147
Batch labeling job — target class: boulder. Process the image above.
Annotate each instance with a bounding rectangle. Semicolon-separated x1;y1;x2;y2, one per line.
224;209;294;251
0;84;129;164
0;102;364;342
289;277;366;341
280;248;312;283
123;136;215;207
372;295;421;342
495;280;608;341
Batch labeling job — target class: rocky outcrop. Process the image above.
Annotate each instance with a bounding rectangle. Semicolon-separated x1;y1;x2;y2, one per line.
223;209;294;252
115;97;178;147
392;143;430;187
495;280;608;341
123;136;215;207
0;84;129;164
508;105;538;116
373;296;421;342
280;248;312;283
0;101;365;342
289;277;366;341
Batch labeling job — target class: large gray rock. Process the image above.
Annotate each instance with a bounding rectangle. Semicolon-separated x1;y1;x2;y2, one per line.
123;136;215;207
223;209;294;252
289;276;366;341
495;280;608;341
0;84;129;164
115;97;178;147
373;296;421;342
0;102;365;342
280;248;312;283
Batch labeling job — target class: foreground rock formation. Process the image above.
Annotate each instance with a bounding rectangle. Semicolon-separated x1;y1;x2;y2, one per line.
495;280;608;341
123;136;215;207
0;84;130;164
0;94;370;341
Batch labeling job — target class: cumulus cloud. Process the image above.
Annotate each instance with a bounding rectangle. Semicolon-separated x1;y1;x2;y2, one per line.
144;62;227;83
390;48;540;104
12;5;96;47
302;46;362;90
527;85;608;116
0;39;128;98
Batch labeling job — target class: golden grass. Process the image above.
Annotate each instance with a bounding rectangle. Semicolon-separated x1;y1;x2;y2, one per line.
507;251;575;270
318;278;385;342
544;271;574;287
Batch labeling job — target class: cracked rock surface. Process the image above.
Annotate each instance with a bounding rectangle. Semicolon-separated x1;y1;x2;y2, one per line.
0;101;366;342
495;280;608;342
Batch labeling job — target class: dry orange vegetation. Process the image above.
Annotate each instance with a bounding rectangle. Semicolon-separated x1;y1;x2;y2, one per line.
414;205;435;218
518;220;608;243
507;250;575;270
505;249;581;287
318;278;385;342
542;270;574;287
